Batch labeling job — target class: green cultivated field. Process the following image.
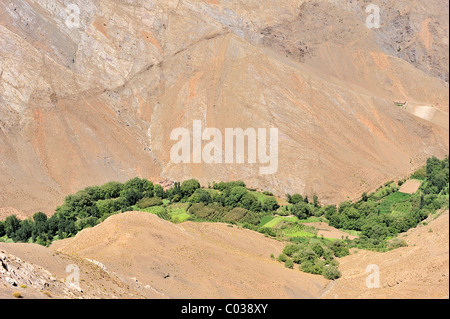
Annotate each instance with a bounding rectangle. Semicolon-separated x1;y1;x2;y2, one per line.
168;203;191;223
379;192;412;214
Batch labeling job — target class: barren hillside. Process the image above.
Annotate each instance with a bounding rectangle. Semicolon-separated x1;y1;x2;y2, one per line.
0;242;145;299
0;0;448;216
51;211;329;299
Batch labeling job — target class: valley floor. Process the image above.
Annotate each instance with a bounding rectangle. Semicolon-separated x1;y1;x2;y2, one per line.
1;210;448;299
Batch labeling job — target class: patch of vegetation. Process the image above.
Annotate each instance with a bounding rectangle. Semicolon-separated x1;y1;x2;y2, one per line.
136;197;163;209
277;238;348;279
1;156;447;282
280;156;449;278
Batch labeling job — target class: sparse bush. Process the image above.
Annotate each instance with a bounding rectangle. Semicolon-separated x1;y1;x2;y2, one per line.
277;254;288;263
284;259;294;269
387;238;408;250
322;266;342;280
283;244;300;257
12;291;22;299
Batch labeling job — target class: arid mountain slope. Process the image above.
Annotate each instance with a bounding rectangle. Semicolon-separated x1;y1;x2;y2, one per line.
0;0;448;216
0;242;146;299
51;211;328;299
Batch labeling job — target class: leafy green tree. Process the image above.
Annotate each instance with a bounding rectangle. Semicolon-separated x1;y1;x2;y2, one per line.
120;188;142;206
262;197;279;212
4;215;21;238
291;202;313;220
96;199;117;216
283;244;300;257
288;194;304;204
313;195;320;208
57;219;76;239
154;184;165;198
32;212;48;241
239;192;261;212
101;182;123;199
75;217;99;232
180;179;201;198
311;243;324;257
189;189;212;204
0;221;5;237
361;222;389;240
224;186;248;207
14;220;33;243
362;192;369;202
84;186;106;201
330;240;350;258
33;212;47;224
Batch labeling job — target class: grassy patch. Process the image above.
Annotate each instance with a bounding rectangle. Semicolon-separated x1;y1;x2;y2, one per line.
250;191;270;203
391;201;413;218
259;216;275;227
168;208;191;223
296;216;324;223
0;235;14;243
379;192;411;214
262;216;298;228
339;229;362;237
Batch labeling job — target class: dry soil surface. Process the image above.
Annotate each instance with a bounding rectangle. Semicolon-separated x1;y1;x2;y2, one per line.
51;211;329;299
322;210;449;299
399;179;422;194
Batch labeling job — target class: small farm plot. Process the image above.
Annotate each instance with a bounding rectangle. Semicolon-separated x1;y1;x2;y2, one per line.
399;179;422;194
167;203;191;223
379;192;412;214
261;216;298;228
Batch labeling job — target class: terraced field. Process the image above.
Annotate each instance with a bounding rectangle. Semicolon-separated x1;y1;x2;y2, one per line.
379;192;412;214
167;203;191;223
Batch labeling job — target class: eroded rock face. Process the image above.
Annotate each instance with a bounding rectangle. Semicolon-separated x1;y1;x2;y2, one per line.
0;0;448;215
1;250;55;292
0;245;147;299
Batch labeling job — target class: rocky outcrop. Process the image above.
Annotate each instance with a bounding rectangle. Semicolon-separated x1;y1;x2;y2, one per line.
0;249;73;297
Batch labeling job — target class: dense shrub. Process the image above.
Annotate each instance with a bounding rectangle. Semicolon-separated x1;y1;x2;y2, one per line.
189;203;215;219
322;266;342;280
284;259;294;269
262;197;279;212
137;197;163;209
189;189;212;204
283;244;300;257
224;207;248;223
181;179;201;197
